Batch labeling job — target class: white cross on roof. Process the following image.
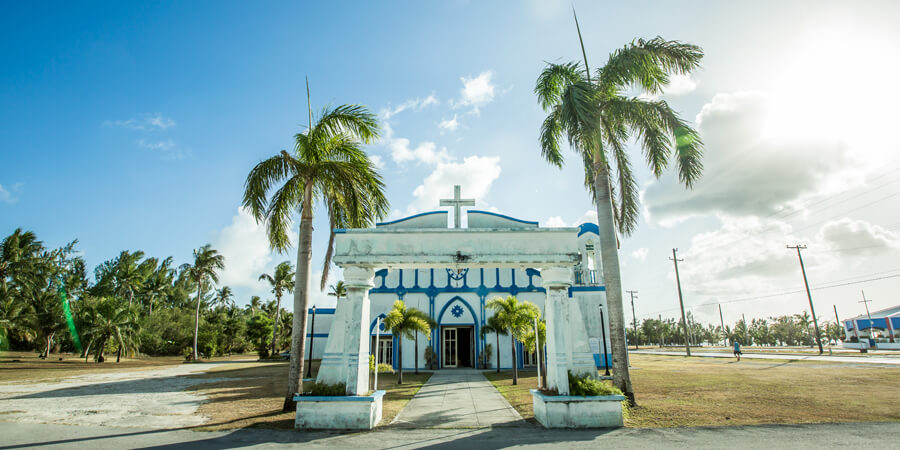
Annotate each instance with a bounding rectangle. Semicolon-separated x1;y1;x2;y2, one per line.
439;185;475;228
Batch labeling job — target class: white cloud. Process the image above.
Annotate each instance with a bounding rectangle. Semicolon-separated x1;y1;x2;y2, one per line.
575;210;598;226
389;138;451;166
104;113;176;131
381;94;439;120
0;183;23;204
817;218;900;255
631;248;649;261
137;138;186;160
369;155;385;170
454;71;496;114
439;115;459;133
663;74;697;96
213;208;276;290
643;91;855;224
410;156;502;213
544;216;567;227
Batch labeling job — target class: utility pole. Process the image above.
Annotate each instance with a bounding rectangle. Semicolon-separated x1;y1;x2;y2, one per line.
718;304;726;347
627;290;639;349
659;314;664;348
833;304;842;343
742;313;749;346
670;248;691;356
787;245;823;354
860;290;875;342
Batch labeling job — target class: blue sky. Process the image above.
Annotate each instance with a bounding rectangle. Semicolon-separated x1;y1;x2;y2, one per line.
3;1;900;326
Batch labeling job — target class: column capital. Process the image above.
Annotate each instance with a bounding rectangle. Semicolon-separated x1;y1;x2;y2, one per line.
541;266;573;288
343;266;375;289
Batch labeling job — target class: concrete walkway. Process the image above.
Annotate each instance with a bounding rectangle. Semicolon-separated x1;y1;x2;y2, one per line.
633;350;900;365
391;369;524;428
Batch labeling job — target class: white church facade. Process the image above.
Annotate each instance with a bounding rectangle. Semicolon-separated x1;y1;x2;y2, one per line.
303;187;611;372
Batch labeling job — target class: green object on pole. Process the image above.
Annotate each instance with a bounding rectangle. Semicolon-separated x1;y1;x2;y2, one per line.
57;281;82;353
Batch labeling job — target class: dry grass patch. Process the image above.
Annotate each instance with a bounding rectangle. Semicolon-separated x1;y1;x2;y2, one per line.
188;362;431;431
484;355;900;428
0;351;206;383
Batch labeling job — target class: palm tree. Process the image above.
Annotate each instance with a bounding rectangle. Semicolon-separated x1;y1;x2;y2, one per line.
327;281;347;300
382;300;431;384
215;286;234;309
524;319;547;386
144;257;174;318
247;295;262;315
182;245;225;360
242;83;388;410
81;296;140;363
259;261;295;355
113;250;146;307
480;315;507;373
486;296;540;385
535;22;704;402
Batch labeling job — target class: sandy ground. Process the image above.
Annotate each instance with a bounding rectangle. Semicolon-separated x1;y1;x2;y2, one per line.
0;361;252;429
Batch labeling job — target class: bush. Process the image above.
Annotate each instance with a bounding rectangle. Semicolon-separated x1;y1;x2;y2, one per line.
307;382;347;396
368;355;394;373
567;371;623;396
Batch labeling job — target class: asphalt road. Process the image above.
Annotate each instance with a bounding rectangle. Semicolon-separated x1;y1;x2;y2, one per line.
1;421;897;449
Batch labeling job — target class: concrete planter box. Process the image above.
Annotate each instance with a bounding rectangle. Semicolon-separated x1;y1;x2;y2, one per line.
294;390;385;430
531;389;625;428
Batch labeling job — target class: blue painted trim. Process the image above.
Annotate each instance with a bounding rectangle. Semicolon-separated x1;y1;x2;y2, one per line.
530;389;625;402
594;353;611;368
468;210;539;226
295;390;386;402
577;222;600;237
376;211;447;227
369;314;390;335
392;335;399;370
307;308;335;314
333;228;347;234
305;333;328;338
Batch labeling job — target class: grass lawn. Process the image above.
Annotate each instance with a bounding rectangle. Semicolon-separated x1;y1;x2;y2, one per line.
188;363;432;430
484;354;900;428
0;350;252;383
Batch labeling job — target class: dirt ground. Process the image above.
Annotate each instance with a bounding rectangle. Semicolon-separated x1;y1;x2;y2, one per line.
485;354;900;428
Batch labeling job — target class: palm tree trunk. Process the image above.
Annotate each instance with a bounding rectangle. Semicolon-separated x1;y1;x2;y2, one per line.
397;339;403;385
495;333;500;373
116;345;122;363
271;292;282;356
414;330;419;374
148;295;154;318
592;162;635;405
283;183;313;412
511;334;518;385
193;281;202;360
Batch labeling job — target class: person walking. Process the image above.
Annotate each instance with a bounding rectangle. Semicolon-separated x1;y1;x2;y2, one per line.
733;340;742;361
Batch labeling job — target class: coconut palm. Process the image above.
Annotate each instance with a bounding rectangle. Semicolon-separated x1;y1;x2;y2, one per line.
382;300;431;384
144;257;174;318
247;296;262;315
242;84;388;410
259;261;295;355
215;286;234;309
485;296;540;385
112;250;146;307
181;244;225;361
535;23;704;401
327;281;347;300
480;315;507;373
81;296;140;363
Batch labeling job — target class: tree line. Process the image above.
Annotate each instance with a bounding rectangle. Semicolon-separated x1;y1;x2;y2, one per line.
0;228;305;361
625;310;845;348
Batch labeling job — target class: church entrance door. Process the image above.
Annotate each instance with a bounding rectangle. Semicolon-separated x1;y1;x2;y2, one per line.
442;326;474;368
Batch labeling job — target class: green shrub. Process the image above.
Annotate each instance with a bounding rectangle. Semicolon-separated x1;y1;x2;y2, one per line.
307;382;347;396
377;363;394;373
567;371;623;396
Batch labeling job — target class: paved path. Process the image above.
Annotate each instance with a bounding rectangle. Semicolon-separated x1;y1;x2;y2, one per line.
633;350;900;365
2;421;899;449
391;369;524;428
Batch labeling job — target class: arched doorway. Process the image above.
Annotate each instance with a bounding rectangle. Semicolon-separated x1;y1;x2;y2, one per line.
436;296;478;368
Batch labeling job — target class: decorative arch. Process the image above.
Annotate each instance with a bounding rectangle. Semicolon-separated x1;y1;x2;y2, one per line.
435;296;480;368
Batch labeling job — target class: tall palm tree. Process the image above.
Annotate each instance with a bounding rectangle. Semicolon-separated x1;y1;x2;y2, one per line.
81;296;140;363
247;295;262;315
480;315;507;373
113;250;146;307
535;21;704;402
242;84;388;410
327;281;347;300
259;261;295;355
144;257;174;318
486;296;540;385
382;300;431;384
215;286;234;309
181;245;225;360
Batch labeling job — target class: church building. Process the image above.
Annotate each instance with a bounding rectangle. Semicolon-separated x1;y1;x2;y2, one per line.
304;186;611;371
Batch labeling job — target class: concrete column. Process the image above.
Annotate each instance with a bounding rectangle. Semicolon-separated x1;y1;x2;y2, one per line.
316;266;374;395
542;266;573;395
